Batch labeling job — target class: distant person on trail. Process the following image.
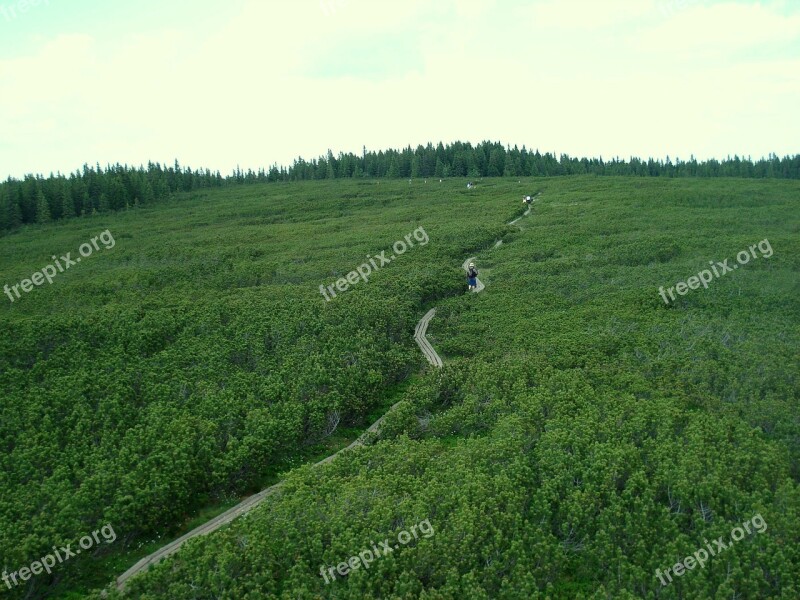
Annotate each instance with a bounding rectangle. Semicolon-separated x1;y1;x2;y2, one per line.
467;262;478;291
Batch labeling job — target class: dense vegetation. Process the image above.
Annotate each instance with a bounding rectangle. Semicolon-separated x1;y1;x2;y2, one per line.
1;177;797;599
2;142;799;233
0;178;500;598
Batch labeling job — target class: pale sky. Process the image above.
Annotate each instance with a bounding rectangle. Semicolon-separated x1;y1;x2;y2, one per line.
1;0;798;179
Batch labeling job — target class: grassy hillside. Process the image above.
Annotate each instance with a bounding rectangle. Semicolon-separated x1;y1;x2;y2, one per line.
1;177;798;599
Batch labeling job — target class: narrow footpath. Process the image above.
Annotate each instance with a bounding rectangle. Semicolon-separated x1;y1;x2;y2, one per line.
413;194;538;367
116;193;539;593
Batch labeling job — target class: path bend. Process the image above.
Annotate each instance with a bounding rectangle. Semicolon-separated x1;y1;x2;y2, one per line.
115;192;540;593
414;308;443;367
413;193;539;369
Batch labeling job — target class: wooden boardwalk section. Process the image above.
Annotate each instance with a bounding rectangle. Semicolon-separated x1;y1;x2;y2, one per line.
115;193;541;594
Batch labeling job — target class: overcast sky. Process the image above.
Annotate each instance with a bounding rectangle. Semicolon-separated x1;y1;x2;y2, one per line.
1;0;798;179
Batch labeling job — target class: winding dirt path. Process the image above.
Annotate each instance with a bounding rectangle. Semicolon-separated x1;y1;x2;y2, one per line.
116;399;402;592
508;205;531;226
413;194;539;368
116;193;539;593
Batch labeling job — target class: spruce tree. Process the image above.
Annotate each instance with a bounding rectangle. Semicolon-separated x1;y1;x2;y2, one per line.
141;179;155;204
387;157;400;178
62;181;76;219
8;189;22;227
0;186;9;231
411;156;420;178
36;188;51;223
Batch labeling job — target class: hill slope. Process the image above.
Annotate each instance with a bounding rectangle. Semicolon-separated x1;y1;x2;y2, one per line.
1;177;798;599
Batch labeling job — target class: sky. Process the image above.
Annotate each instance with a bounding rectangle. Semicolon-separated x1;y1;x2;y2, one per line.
0;0;798;179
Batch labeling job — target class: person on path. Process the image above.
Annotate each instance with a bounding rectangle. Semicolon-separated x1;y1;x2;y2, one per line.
467;262;478;291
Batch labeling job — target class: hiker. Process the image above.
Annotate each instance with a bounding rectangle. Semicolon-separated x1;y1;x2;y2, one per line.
467;262;478;291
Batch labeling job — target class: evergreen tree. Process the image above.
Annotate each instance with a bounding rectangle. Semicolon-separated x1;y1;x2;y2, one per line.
0;145;799;235
452;152;467;177
141;179;155;204
61;181;76;219
80;190;90;216
35;188;51;223
503;153;521;177
8;192;22;228
387;157;400;178
411;156;420;179
0;185;9;231
20;176;38;223
488;148;505;176
108;176;127;210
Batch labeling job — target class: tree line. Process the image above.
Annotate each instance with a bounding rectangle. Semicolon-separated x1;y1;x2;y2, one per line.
2;141;799;233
